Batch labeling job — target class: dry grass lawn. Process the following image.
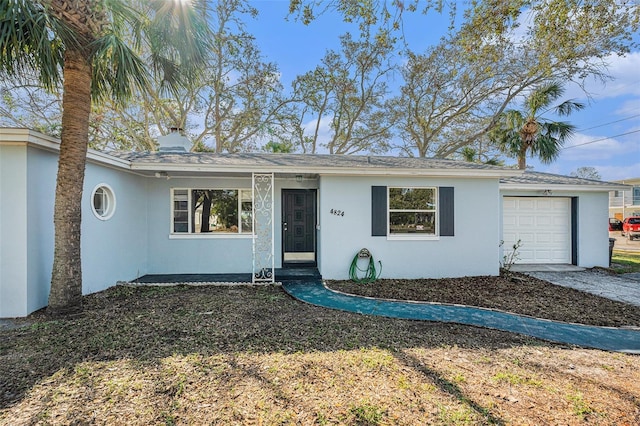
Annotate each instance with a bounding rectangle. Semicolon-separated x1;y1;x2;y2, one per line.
1;273;639;425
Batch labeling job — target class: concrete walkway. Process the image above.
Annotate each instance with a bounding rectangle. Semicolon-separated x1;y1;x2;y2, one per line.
282;280;640;354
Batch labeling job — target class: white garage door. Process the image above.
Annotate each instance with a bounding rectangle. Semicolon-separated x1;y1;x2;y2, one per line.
503;197;571;264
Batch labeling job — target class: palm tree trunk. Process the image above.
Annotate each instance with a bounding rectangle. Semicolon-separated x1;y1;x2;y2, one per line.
517;145;528;170
48;48;92;314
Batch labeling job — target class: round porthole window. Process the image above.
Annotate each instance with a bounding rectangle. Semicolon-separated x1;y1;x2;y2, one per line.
91;184;116;220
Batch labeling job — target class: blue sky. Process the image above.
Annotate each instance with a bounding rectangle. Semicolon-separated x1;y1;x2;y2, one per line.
245;1;640;182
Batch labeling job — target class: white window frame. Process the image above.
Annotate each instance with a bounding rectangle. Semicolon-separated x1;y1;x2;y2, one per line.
387;186;439;240
170;188;254;239
91;183;116;221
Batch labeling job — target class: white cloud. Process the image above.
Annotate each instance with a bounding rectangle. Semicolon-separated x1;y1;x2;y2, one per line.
302;115;333;152
615;98;640;117
594;163;640;181
529;128;638;181
598;52;640;98
566;52;640;100
560;132;623;162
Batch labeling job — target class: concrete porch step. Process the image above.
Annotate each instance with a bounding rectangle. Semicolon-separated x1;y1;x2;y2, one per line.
133;267;321;285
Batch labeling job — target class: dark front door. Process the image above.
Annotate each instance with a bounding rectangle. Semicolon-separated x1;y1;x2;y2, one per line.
282;189;316;265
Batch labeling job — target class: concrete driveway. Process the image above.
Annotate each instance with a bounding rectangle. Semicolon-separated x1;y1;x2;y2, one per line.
525;268;640;308
516;232;640;307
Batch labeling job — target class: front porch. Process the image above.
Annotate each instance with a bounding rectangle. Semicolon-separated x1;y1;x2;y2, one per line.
131;267;321;286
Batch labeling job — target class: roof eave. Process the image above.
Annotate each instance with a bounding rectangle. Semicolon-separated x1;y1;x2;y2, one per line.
0;127;133;170
500;183;630;192
86;150;132;169
129;162;523;178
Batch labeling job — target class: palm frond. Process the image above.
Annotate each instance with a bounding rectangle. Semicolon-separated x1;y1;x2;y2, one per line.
461;146;476;162
0;0;64;89
143;0;213;94
502;109;524;130
526;81;563;115
90;33;150;103
93;0;211;103
543;121;576;140
554;99;585;116
530;133;562;164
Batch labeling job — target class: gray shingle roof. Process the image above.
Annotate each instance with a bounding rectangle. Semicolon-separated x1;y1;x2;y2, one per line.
106;151;510;171
102;151;624;189
500;171;626;187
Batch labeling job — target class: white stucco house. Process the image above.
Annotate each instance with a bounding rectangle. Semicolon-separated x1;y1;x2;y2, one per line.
0;128;627;318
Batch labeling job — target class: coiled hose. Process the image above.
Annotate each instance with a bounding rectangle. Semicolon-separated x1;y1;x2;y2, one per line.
349;248;382;284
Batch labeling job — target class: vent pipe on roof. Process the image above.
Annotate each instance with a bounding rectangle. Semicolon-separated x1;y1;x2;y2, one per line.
156;127;192;152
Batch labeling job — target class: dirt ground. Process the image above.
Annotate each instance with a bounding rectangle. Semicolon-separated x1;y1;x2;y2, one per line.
1;273;639;425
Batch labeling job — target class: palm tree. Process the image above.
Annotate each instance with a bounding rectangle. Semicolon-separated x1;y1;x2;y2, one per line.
0;0;210;314
490;82;584;169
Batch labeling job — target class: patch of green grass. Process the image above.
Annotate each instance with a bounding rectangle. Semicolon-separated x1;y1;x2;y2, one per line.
611;252;640;273
315;411;329;425
567;392;594;419
29;320;61;332
349;402;387;425
359;348;394;370
258;292;287;302
396;374;410;390
492;371;543;388
452;373;466;384
437;404;475;425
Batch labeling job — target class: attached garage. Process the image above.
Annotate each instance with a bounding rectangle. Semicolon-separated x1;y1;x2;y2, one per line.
502;197;572;264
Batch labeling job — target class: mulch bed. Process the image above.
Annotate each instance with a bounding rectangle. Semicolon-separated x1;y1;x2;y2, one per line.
326;272;640;327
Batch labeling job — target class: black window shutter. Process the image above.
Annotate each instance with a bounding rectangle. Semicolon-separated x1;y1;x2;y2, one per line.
371;186;387;236
439;187;454;236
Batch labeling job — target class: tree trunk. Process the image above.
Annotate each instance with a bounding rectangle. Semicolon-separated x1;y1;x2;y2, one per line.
47;48;92;315
201;191;212;233
517;151;527;169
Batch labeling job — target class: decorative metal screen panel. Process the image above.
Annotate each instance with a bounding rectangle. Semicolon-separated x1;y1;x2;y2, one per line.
252;173;274;283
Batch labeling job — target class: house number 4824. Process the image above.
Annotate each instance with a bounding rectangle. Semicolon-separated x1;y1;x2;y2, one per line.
330;209;345;217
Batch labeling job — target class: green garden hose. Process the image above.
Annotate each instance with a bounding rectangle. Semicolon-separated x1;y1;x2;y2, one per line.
349;248;382;284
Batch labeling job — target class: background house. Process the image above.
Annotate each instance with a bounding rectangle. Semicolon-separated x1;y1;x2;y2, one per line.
0;128;625;318
609;178;640;219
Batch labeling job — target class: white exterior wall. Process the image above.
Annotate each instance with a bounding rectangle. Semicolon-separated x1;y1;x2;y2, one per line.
0;145;29;317
26;147;58;314
318;176;501;279
0;145;58;317
145;175;318;274
1;142;149;317
146;177;253;274
82;162;148;293
576;192;610;267
499;191;610;268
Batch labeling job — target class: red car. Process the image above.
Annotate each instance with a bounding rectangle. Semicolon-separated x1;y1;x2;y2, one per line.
621;217;640;240
609;218;623;231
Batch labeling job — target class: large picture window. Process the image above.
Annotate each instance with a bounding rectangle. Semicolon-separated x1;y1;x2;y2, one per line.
388;187;437;235
172;188;253;234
